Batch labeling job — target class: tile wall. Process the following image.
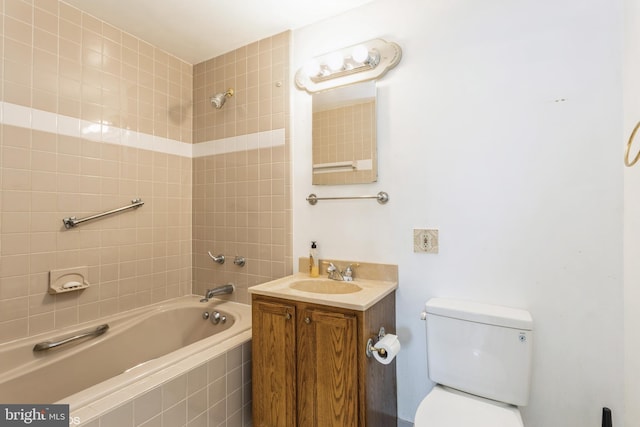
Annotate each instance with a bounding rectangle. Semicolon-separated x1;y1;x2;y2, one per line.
2;0;193;141
0;1;293;341
0;0;193;342
191;32;292;304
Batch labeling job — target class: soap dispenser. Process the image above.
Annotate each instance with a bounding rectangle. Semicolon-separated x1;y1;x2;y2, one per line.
309;241;319;277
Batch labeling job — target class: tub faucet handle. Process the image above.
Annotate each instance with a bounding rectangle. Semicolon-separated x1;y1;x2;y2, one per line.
208;251;225;264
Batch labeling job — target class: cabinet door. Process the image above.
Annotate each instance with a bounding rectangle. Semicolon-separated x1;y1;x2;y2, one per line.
252;299;297;427
297;307;358;427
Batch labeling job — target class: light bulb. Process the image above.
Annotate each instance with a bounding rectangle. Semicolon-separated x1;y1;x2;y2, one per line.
303;59;321;77
352;45;370;63
326;52;344;71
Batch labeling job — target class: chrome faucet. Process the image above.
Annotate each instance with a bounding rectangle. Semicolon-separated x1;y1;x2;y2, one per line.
200;283;235;302
326;263;356;281
342;265;354;281
327;263;344;281
208;251;225;264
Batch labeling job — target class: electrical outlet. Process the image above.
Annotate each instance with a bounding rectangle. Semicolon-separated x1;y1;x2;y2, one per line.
413;229;439;253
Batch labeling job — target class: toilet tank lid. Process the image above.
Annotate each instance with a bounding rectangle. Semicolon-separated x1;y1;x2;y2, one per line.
425;298;533;330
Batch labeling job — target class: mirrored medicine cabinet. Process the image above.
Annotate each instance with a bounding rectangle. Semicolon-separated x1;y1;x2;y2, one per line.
295;38;401;186
311;81;377;185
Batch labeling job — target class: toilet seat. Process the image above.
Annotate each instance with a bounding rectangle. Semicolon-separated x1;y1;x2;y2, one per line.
414;385;524;427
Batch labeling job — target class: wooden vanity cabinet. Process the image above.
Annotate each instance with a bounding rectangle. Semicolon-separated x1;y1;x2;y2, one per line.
251;298;297;427
251;292;397;427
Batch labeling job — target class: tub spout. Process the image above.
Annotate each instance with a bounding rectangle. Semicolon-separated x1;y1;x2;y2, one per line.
201;284;234;302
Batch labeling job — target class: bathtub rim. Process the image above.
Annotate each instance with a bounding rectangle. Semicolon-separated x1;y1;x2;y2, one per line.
71;328;251;425
0;295;251;423
63;296;251;411
0;295;245;382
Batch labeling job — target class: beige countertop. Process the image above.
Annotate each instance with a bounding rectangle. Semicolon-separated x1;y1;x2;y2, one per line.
248;272;398;311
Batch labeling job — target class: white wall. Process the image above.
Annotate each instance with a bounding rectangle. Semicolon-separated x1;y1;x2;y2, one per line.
292;0;625;425
624;0;640;425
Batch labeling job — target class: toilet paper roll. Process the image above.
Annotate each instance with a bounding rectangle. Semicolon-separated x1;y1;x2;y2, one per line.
373;333;401;365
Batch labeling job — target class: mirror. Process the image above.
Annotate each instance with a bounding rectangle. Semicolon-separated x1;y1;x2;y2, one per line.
312;81;377;185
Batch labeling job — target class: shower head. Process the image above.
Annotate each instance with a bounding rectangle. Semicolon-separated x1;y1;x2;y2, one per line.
210;88;234;109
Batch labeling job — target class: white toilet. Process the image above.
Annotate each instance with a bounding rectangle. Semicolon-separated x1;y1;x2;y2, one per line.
414;298;534;426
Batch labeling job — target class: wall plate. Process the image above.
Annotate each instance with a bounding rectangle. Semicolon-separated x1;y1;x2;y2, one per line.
413;229;439;254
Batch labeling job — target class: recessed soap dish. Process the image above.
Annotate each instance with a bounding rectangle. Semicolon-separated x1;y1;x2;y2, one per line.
49;267;90;294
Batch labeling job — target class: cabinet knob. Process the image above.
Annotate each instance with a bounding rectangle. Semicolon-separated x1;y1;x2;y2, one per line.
285;313;291;320
304;317;311;324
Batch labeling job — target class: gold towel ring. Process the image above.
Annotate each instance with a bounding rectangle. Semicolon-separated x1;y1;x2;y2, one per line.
625;120;640;167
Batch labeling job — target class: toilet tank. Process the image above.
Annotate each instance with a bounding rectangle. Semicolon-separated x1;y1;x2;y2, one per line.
425;298;533;406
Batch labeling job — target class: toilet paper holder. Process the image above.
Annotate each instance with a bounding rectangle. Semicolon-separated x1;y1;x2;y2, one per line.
366;327;388;358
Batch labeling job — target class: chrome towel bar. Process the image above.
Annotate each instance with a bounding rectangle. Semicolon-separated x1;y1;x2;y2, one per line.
62;198;144;229
306;191;389;205
33;324;109;352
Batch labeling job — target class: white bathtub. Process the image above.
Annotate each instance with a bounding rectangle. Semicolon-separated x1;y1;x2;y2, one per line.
0;296;252;425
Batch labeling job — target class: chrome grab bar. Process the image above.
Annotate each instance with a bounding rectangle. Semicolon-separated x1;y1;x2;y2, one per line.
33;324;109;352
62;198;144;229
306;191;389;205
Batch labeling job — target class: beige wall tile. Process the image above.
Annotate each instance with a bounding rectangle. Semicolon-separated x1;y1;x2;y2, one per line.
0;276;29;299
0;1;291;343
0;318;28;342
1;1;192;143
0;123;192;340
1;233;29;255
192;33;293;300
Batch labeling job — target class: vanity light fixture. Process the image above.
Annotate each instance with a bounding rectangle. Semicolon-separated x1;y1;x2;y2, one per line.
295;38;402;93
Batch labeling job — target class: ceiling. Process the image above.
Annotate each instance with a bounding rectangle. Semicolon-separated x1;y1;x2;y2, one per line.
63;0;376;64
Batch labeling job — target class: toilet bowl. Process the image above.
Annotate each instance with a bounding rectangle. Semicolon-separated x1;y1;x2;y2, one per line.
415;298;533;426
414;385;524;427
